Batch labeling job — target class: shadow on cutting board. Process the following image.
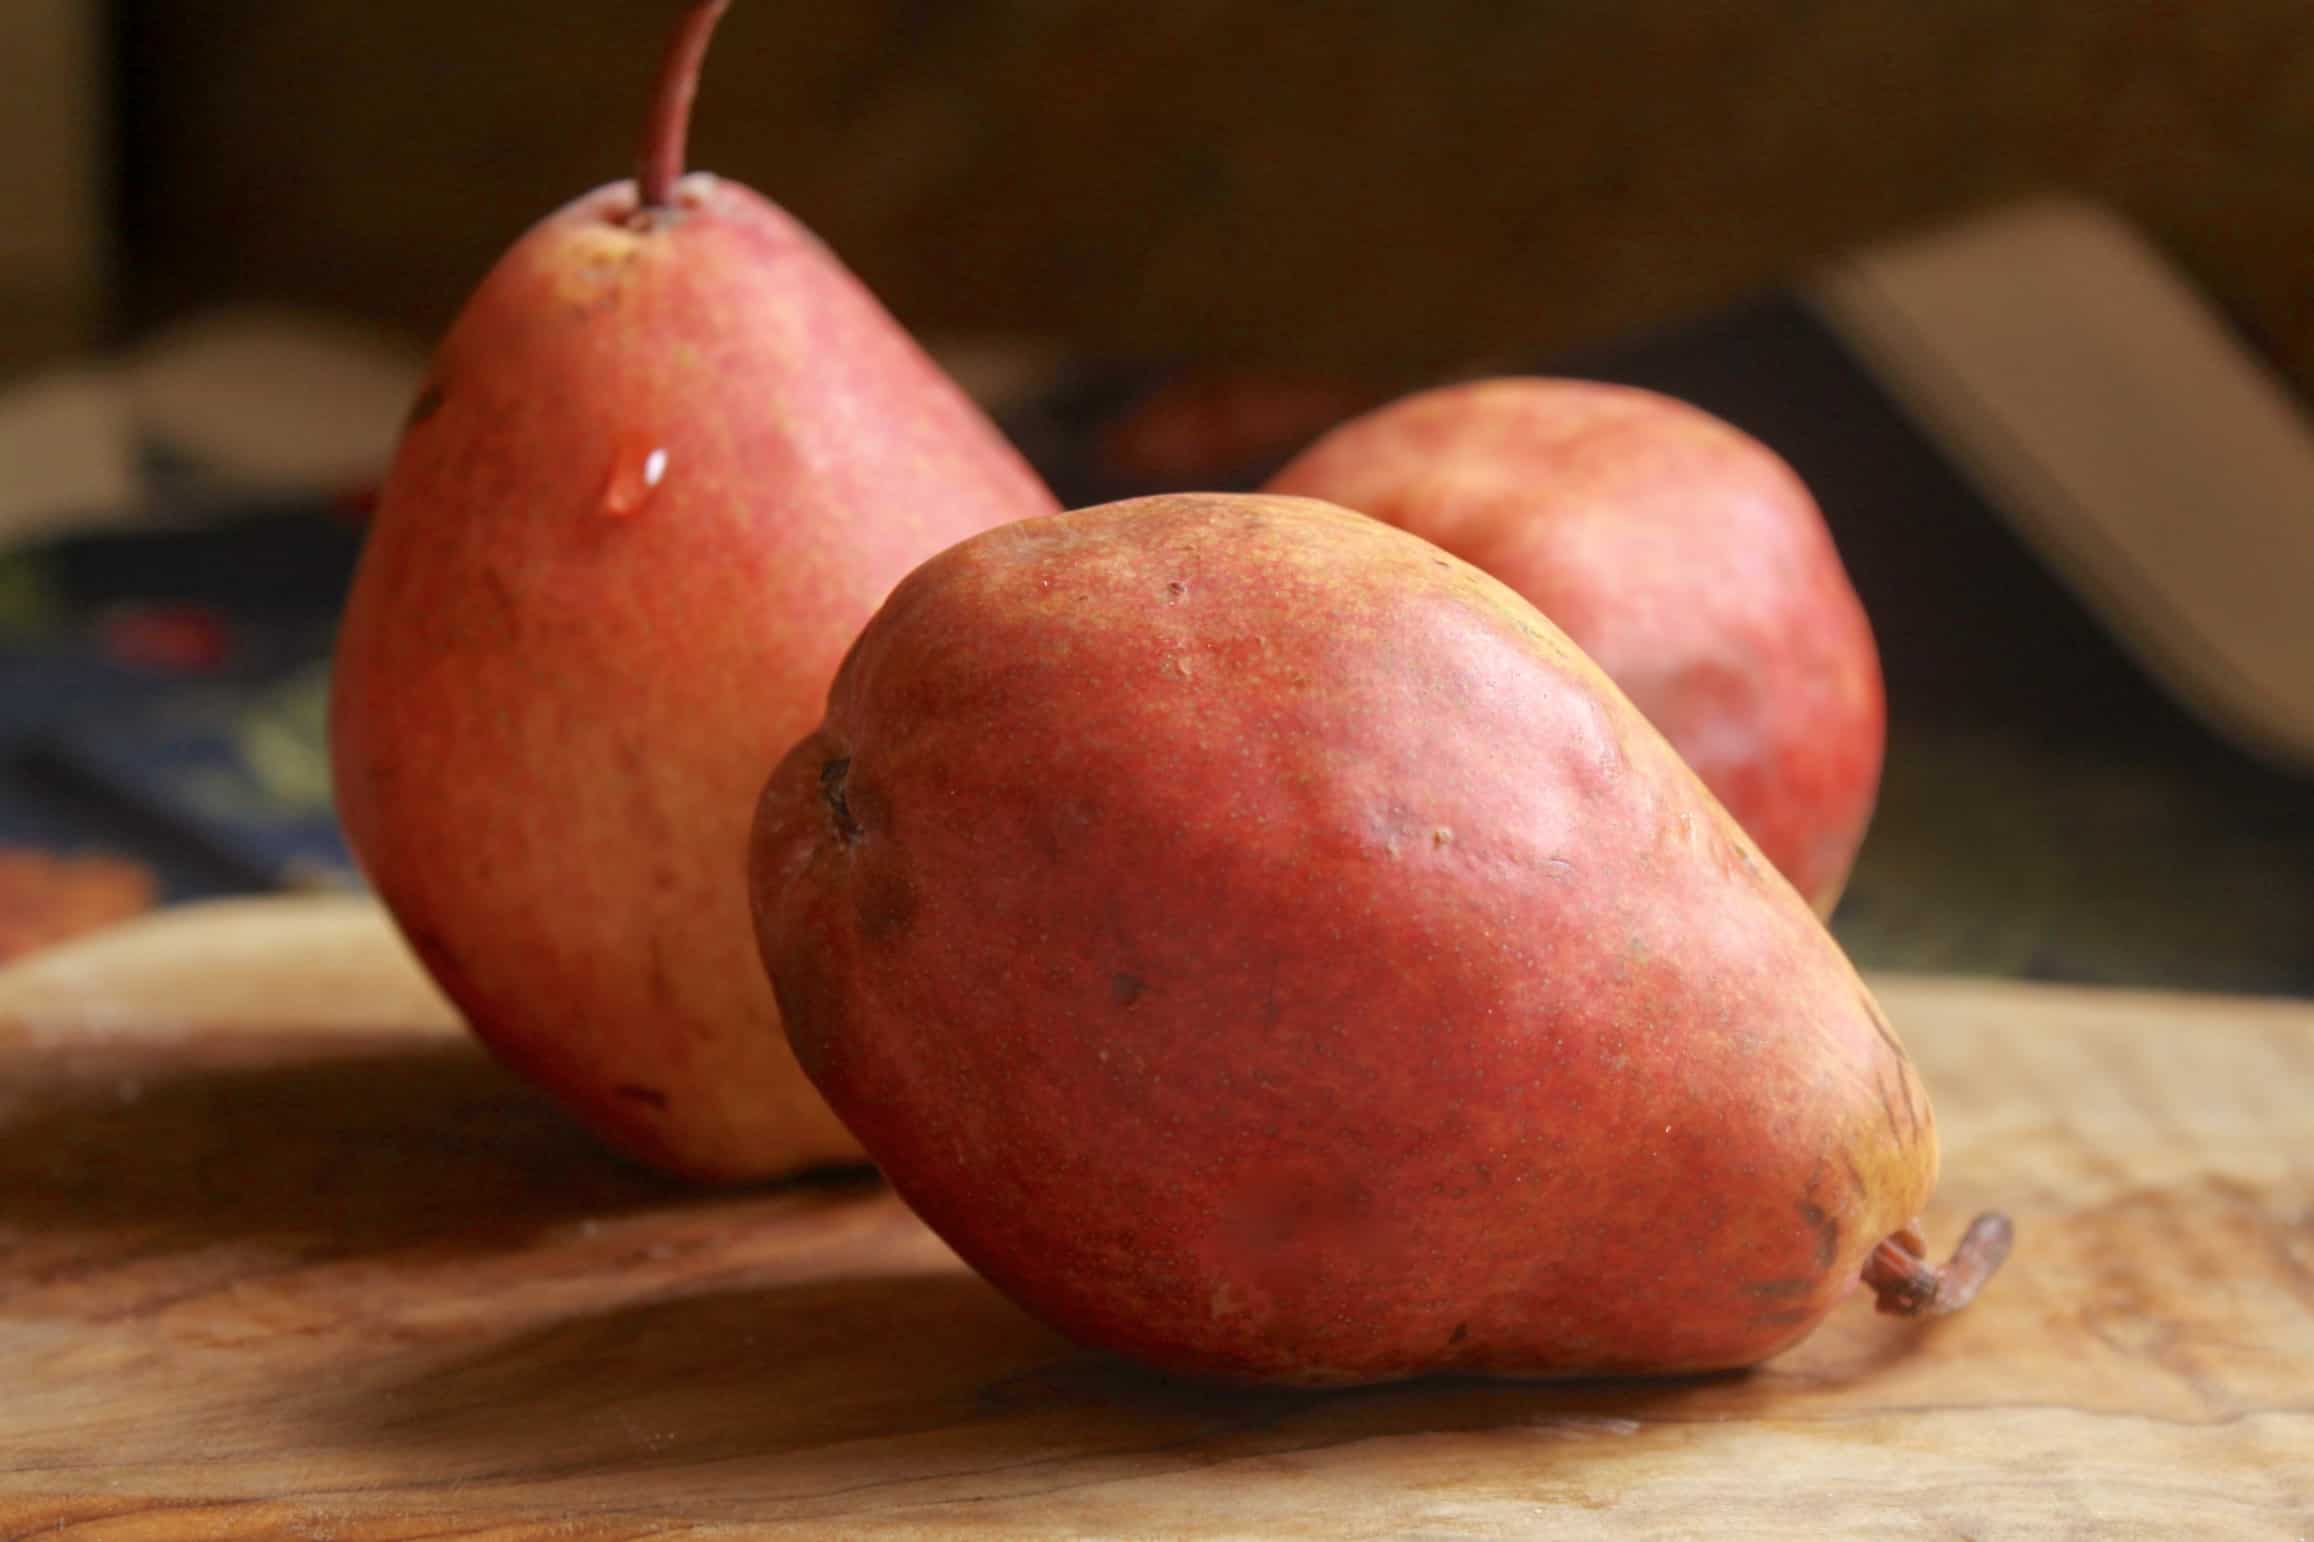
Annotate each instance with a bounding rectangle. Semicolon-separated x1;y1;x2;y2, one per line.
0;1032;693;1253
325;1269;1754;1515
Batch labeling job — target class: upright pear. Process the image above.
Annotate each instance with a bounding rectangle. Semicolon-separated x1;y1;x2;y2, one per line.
752;494;2004;1384
331;1;1057;1181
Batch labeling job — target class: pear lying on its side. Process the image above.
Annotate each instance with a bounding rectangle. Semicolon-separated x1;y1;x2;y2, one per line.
751;493;2003;1385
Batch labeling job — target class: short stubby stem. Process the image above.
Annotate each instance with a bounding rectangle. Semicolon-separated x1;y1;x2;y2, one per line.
1862;1212;2014;1317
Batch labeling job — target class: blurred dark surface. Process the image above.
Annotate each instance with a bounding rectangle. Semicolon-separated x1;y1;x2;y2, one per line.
0;513;358;900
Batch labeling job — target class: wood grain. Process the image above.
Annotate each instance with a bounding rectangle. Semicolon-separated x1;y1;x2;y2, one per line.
1;898;2309;1538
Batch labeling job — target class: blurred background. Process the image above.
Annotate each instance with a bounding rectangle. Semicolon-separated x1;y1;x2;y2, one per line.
85;2;2314;376
0;0;2309;987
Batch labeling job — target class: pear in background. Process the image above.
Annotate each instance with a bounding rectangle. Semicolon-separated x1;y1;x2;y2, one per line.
1269;379;1883;913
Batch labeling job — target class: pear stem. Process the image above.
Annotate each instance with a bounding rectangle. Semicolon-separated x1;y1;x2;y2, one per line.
1862;1212;2014;1317
636;0;734;210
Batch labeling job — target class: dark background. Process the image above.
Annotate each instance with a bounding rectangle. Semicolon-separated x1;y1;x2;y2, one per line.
113;2;2314;385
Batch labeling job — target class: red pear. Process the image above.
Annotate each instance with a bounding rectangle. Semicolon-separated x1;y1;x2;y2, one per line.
750;493;2005;1386
1267;379;1883;912
330;1;1058;1181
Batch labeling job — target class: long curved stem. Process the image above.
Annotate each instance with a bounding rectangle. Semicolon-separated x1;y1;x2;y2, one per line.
636;0;734;209
1862;1212;2014;1317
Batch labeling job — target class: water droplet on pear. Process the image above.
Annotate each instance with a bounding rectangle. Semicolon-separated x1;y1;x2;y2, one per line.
601;439;669;518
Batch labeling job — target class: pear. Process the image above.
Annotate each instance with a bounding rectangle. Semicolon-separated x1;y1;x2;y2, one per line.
1268;379;1884;913
750;494;2005;1385
330;0;1058;1181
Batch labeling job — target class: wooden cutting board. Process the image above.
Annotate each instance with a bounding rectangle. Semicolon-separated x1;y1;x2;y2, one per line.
1;897;2308;1539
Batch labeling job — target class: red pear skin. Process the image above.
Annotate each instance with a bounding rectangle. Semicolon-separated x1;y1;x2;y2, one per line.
1267;379;1884;913
331;13;1057;1182
751;494;1954;1386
